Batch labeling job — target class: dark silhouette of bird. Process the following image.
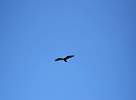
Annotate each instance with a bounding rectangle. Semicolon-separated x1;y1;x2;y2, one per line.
55;55;75;62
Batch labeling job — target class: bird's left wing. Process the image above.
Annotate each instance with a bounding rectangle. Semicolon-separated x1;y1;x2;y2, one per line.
55;58;64;61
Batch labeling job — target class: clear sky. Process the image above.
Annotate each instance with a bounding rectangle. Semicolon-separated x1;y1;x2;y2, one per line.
0;0;135;100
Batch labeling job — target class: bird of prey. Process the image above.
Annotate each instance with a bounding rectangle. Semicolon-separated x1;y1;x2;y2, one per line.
55;55;75;62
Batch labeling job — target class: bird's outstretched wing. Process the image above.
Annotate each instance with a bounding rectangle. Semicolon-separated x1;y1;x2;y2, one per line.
55;58;64;61
65;55;75;60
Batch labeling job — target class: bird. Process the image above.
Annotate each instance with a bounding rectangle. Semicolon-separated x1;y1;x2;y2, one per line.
55;55;75;62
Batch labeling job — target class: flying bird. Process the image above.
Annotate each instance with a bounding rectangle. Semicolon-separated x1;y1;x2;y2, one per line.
55;55;75;62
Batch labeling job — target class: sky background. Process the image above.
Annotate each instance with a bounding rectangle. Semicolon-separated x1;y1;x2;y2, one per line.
0;0;136;100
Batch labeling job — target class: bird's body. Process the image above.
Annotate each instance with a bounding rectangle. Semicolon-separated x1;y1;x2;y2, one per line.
55;55;75;62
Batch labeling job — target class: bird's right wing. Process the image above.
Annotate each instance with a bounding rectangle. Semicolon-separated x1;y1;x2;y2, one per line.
55;58;64;61
65;55;75;59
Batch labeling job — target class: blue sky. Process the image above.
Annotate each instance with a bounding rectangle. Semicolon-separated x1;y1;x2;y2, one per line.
0;0;135;100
